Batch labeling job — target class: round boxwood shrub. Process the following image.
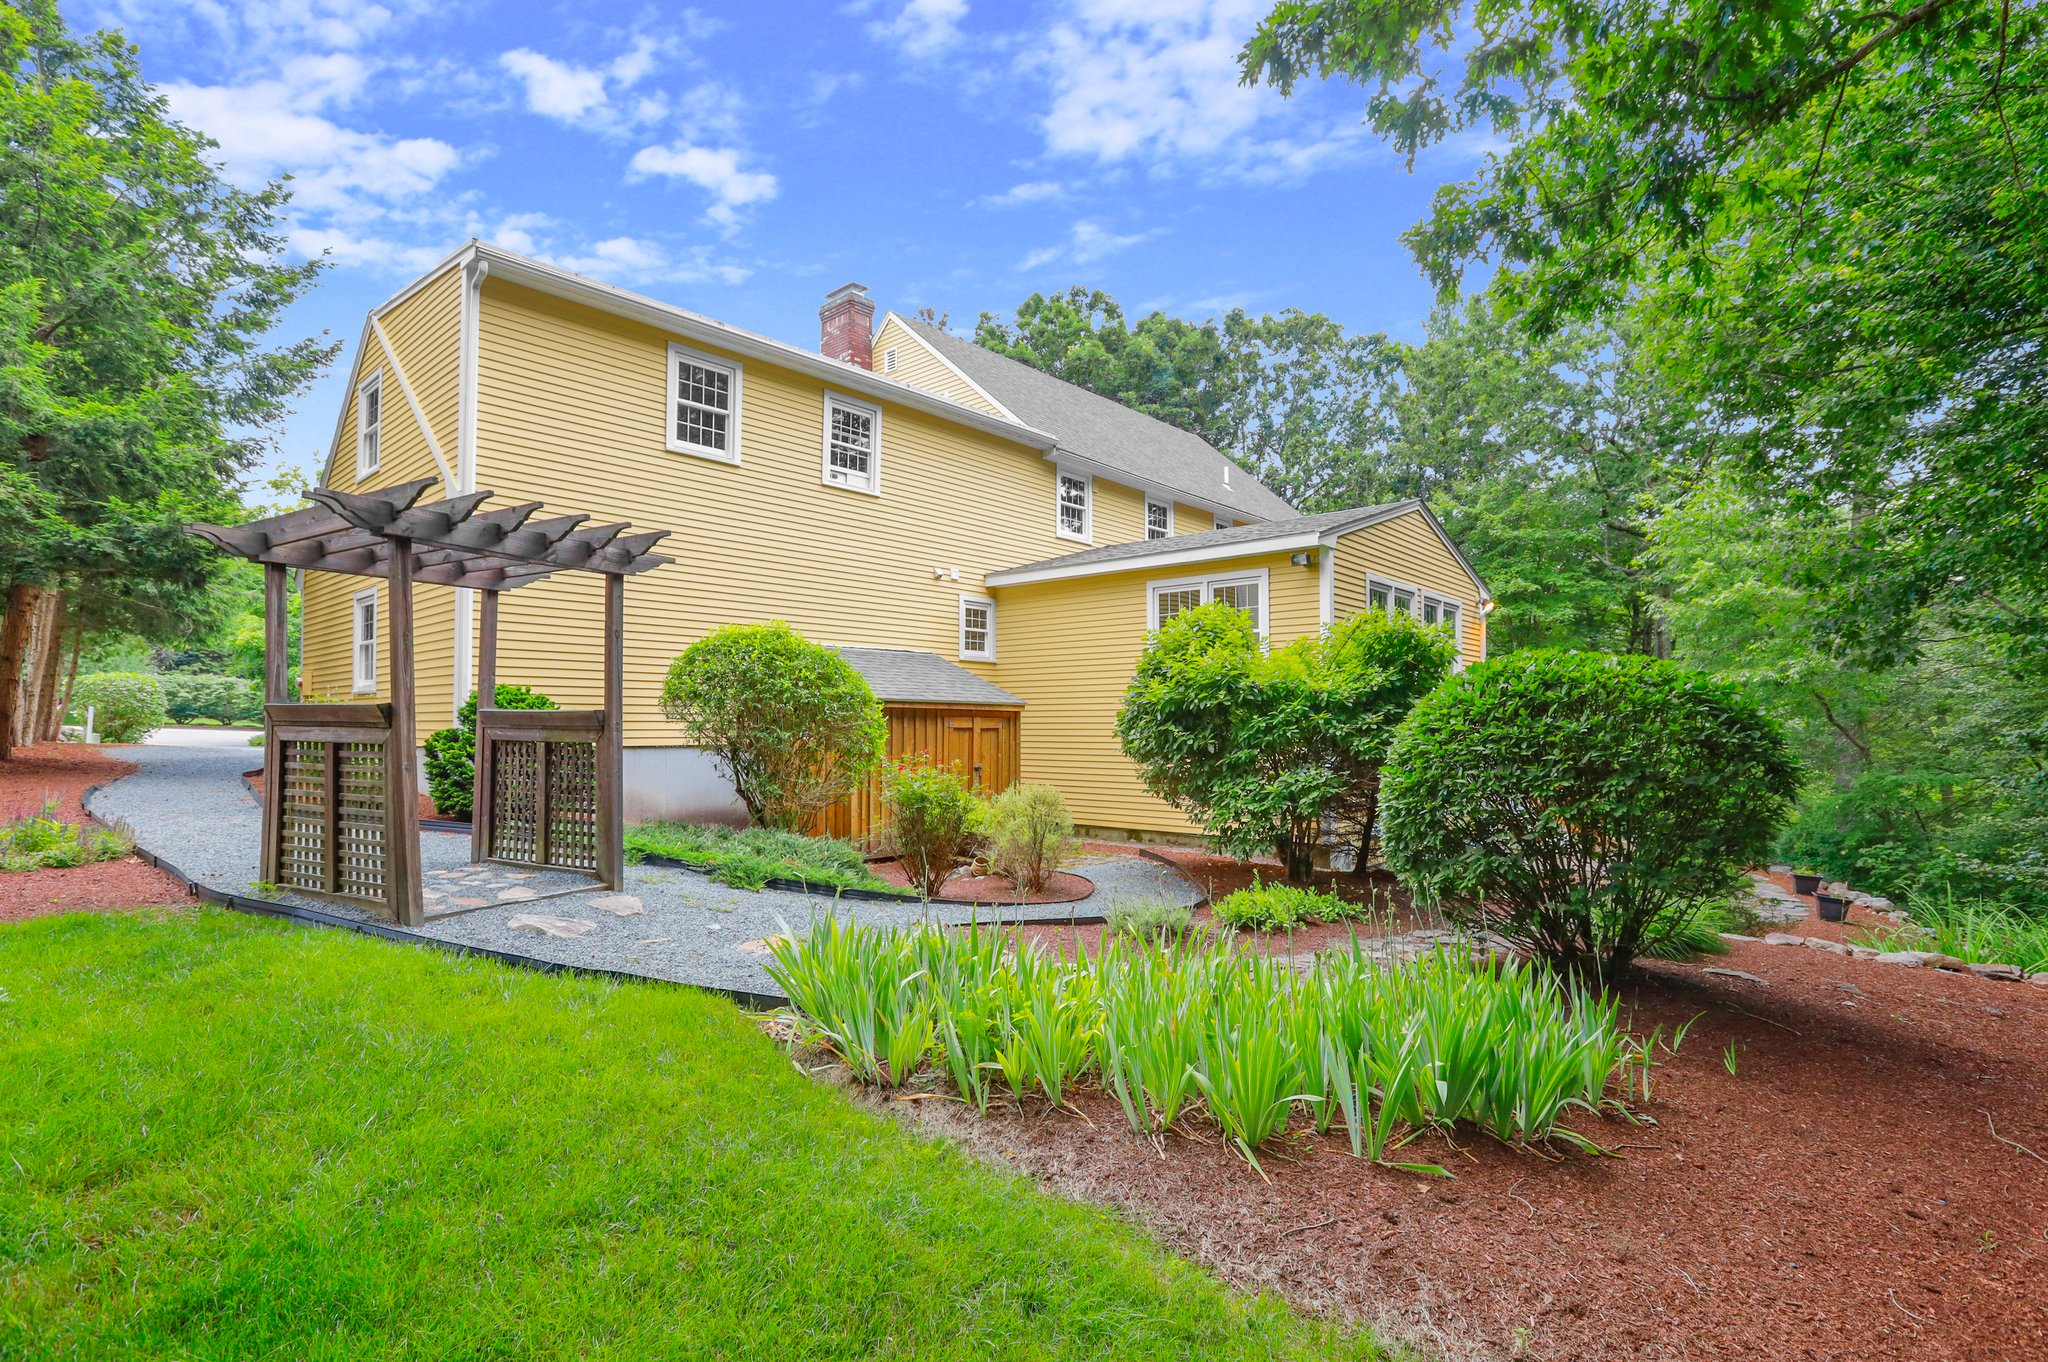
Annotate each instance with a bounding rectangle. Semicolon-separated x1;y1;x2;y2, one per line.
422;685;558;819
70;672;168;743
660;622;885;831
1379;650;1800;975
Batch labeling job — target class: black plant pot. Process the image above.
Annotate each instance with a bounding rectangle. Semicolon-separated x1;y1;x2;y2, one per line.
1792;872;1825;896
1814;893;1849;923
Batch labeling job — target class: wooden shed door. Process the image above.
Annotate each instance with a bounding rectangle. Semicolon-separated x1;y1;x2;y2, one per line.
944;712;1011;792
811;704;1020;848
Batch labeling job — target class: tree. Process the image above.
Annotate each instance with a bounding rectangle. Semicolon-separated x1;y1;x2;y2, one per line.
1379;651;1801;975
0;1;333;755
659;623;886;831
1116;602;1457;880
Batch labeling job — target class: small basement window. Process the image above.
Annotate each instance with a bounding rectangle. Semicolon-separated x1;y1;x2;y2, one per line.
1149;570;1268;637
667;343;742;463
356;371;382;479
959;595;996;660
1056;468;1092;541
1145;499;1171;539
822;393;881;495
351;588;378;692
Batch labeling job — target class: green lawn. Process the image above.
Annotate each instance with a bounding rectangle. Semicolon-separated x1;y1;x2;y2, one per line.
0;910;1385;1361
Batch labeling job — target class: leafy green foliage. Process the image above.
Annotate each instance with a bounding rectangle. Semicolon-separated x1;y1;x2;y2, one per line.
660;622;885;831
1118;601;1458;880
766;921;1656;1169
5;910;1380;1360
881;756;985;898
0;796;130;871
1380;651;1800;974
624;821;894;894
982;782;1077;894
1210;880;1376;932
1851;892;2048;975
1106;898;1200;944
421;685;557;819
157;671;258;726
69;671;164;743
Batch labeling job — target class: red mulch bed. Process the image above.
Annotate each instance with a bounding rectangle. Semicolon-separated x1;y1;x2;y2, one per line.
868;857;1095;904
0;743;188;922
895;903;2048;1360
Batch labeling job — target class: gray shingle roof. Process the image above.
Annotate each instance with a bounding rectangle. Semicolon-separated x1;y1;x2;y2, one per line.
833;647;1024;707
988;502;1417;581
901;319;1298;523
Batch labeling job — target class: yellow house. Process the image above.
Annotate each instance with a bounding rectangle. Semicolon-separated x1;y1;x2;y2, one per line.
305;240;1489;841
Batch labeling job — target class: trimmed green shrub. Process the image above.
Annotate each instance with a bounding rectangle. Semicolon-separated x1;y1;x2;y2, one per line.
983;783;1076;893
882;756;985;898
70;672;166;743
1210;880;1374;931
660;622;886;831
1117;602;1457;882
1380;650;1800;975
422;685;558;819
159;672;260;726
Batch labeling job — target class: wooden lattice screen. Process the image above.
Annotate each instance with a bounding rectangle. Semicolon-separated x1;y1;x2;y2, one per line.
261;703;411;913
475;709;605;874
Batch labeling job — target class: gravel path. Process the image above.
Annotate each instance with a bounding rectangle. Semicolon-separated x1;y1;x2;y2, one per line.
90;741;1201;1001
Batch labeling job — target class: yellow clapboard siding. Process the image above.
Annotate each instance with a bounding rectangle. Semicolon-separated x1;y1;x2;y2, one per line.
1332;510;1488;665
990;549;1324;836
872;315;1004;415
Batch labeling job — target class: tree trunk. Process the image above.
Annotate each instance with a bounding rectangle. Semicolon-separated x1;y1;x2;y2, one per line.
49;622;81;743
0;584;36;760
26;593;64;745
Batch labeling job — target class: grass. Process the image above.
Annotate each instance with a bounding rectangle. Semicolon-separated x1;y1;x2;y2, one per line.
623;820;900;894
0;910;1382;1361
0;798;132;873
1851;891;2048;974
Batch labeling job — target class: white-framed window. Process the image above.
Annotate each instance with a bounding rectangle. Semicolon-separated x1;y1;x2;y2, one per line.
351;588;378;693
1422;593;1463;651
1367;574;1464;651
1145;499;1172;540
1148;569;1269;638
821;392;882;495
1056;467;1092;542
882;346;900;374
958;594;996;661
666;342;742;464
355;370;382;480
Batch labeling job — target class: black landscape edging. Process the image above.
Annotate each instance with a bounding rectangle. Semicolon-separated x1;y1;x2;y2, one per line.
79;777;786;1012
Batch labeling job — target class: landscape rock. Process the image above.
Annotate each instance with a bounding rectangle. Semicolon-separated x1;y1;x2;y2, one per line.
590;894;645;917
1763;933;1806;947
1874;950;1967;970
1702;967;1768;985
495;887;539;902
1845;944;1880;960
506;914;596;939
1719;932;1761;943
1965;962;2025;982
2029;973;2048;986
1803;938;1850;955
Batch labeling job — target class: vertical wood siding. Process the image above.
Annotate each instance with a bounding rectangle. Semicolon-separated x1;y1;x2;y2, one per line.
812;704;1020;846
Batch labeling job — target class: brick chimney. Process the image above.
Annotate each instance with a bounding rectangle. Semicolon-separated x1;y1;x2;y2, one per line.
819;282;874;369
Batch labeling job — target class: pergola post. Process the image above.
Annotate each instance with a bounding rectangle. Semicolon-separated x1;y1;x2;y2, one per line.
598;571;624;890
259;563;289;886
386;539;423;927
471;586;499;863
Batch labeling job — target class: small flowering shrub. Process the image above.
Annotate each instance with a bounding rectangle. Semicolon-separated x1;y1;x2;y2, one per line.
882;757;985;898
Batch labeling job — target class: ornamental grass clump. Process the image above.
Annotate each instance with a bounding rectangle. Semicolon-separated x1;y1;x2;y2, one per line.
765;918;1662;1172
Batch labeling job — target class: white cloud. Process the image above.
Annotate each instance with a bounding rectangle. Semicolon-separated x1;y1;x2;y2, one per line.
1019;218;1160;270
500;49;611;122
629;143;779;227
977;179;1066;208
864;0;969;59
497;35;681;134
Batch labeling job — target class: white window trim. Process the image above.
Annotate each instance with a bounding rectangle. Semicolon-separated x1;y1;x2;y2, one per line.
665;341;743;465
1147;567;1270;638
355;370;382;481
1367;574;1420;616
820;391;883;496
958;594;996;661
1055;466;1093;543
351;587;378;693
1214;515;1230;533
882;345;900;374
1367;573;1466;658
1421;591;1465;654
1145;497;1174;540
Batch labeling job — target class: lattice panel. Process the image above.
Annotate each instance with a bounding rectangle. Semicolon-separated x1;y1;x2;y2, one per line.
277;740;329;891
334;741;388;900
545;741;599;871
491;739;540;863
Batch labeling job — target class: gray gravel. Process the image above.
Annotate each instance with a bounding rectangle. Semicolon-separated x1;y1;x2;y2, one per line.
90;741;1201;1001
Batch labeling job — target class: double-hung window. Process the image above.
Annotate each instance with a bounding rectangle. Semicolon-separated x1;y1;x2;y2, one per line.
1149;570;1268;638
1368;575;1419;618
1056;468;1091;541
1145;499;1172;540
958;595;996;661
351;588;378;693
356;371;382;479
822;393;881;494
667;343;742;463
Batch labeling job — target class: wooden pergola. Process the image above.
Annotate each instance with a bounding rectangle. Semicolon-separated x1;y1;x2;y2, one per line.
192;478;670;927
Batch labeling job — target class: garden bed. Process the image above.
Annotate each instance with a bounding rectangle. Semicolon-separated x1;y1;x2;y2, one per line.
888;936;2048;1362
867;858;1095;905
0;743;187;922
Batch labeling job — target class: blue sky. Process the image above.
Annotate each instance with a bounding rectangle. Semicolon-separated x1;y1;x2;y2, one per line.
76;0;1492;488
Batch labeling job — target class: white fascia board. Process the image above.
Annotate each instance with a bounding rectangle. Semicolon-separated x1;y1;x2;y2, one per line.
880;312;1024;423
986;530;1328;587
471;244;1058;453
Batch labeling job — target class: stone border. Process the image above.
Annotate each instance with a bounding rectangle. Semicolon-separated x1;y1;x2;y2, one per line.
1746;930;2048;986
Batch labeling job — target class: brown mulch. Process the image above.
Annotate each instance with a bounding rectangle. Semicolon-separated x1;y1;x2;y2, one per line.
0;743;188;923
895;898;2048;1361
868;857;1095;904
